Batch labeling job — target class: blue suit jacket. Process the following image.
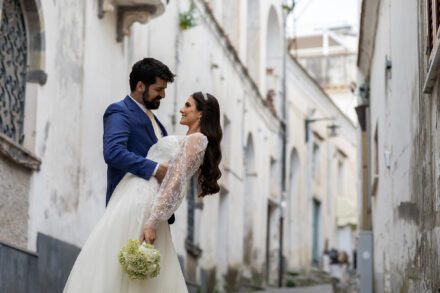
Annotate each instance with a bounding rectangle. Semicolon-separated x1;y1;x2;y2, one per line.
103;96;167;205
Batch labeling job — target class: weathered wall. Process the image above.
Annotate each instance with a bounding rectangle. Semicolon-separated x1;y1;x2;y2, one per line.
0;0;358;291
285;57;358;272
365;0;440;291
0;155;31;248
22;0;285;289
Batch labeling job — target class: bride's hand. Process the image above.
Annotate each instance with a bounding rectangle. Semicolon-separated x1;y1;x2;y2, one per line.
140;223;156;244
154;163;169;184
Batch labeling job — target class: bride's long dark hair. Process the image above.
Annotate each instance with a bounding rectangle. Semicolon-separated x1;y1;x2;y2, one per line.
192;92;222;197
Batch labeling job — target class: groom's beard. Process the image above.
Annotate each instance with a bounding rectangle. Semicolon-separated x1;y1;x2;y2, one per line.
142;91;161;110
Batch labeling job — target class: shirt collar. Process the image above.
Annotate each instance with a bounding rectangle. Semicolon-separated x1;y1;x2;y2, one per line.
128;94;150;115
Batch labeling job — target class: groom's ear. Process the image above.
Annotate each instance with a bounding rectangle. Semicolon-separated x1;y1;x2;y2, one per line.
136;81;146;92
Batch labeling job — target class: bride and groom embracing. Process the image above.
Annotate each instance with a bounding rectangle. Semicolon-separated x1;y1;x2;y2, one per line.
63;58;222;292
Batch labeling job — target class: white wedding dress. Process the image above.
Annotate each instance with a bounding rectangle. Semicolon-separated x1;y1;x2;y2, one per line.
63;133;208;293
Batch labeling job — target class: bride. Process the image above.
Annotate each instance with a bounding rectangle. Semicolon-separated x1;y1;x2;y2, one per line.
63;92;222;293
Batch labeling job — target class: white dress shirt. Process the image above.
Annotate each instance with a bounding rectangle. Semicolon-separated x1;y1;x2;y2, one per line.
129;95;162;175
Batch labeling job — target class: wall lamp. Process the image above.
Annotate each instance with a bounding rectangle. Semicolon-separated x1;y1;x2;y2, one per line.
305;117;339;142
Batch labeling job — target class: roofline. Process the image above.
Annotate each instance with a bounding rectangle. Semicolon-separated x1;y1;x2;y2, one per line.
357;0;380;78
288;53;357;129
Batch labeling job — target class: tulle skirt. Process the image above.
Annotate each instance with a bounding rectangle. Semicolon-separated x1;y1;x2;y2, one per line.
63;174;188;293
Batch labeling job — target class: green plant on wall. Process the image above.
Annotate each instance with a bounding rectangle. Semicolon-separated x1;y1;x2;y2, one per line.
282;0;296;15
179;0;198;30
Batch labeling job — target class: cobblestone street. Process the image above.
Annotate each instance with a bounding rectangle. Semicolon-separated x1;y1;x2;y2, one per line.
257;284;333;293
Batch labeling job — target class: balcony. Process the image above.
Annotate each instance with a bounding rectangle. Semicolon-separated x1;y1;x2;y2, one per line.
98;0;167;41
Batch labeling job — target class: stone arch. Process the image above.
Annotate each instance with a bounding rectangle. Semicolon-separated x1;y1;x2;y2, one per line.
243;133;256;266
287;148;300;266
265;5;282;110
0;0;46;150
246;0;261;84
21;0;47;84
222;0;241;50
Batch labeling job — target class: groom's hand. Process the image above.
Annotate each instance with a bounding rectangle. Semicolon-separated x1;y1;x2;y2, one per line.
154;163;168;184
140;223;157;244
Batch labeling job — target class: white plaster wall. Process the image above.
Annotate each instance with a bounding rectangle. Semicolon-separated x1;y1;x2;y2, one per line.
366;0;418;291
284;57;357;271
20;0;359;288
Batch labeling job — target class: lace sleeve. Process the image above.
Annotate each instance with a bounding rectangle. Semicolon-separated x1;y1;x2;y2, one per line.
145;133;208;228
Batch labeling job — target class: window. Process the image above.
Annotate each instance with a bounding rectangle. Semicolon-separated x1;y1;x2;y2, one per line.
186;176;202;257
337;159;344;197
423;0;440;92
222;115;231;167
270;157;279;197
371;124;379;196
312;142;321;182
0;0;28;144
426;0;440;67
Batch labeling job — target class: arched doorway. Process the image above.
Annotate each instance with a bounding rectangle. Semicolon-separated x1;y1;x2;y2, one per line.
243;134;256;267
287;148;300;268
246;0;261;84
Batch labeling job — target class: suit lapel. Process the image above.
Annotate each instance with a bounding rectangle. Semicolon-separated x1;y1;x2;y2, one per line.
123;96;158;142
154;114;168;137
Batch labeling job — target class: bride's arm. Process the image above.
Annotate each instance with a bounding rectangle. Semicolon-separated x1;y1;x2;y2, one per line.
145;133;208;229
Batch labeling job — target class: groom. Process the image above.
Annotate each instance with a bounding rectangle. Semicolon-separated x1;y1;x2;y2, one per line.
103;58;176;224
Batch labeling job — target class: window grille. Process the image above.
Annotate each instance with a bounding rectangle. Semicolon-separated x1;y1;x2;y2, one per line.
0;0;28;144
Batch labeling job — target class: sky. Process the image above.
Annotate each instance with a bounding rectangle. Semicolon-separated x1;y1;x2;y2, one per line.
286;0;360;36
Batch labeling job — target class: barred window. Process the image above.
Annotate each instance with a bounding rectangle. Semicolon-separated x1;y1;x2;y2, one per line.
0;0;28;144
426;0;440;67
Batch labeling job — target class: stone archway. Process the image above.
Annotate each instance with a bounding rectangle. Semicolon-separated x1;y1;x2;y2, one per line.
265;6;282;112
0;0;45;154
287;148;301;268
246;0;261;84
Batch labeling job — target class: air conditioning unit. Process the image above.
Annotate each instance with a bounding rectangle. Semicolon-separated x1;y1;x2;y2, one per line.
357;230;373;293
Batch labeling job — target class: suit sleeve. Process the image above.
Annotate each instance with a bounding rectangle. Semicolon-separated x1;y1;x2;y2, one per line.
103;103;158;180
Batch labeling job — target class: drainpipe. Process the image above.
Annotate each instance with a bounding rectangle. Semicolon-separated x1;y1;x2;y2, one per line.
171;2;182;132
278;1;294;287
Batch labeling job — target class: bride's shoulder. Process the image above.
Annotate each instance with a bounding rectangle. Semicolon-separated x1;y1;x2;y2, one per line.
185;132;208;145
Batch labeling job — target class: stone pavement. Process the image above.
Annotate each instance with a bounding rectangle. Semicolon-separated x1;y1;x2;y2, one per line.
255;284;334;293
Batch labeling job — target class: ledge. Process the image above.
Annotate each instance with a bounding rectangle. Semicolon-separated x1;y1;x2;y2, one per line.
27;70;48;85
185;239;202;258
0;133;41;171
98;0;166;42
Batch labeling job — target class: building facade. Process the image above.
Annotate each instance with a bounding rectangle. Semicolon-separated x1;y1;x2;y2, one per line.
357;0;440;292
0;0;357;292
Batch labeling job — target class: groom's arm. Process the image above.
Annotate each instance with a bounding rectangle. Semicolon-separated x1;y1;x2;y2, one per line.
103;104;157;180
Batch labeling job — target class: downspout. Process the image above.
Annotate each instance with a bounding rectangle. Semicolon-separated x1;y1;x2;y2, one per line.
171;1;182;132
278;3;293;287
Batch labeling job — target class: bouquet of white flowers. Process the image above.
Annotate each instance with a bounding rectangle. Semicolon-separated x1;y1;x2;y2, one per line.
118;239;161;280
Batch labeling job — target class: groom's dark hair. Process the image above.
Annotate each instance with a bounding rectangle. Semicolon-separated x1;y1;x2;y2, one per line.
129;58;175;91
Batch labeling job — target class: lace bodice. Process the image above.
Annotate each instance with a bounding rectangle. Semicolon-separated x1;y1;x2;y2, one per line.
146;135;182;163
145;133;208;228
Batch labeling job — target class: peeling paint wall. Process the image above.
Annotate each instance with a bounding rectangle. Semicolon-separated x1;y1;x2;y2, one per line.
364;0;440;291
0;156;31;248
1;0;358;291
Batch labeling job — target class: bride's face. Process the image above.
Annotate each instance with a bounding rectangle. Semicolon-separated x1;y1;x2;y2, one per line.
179;96;202;127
